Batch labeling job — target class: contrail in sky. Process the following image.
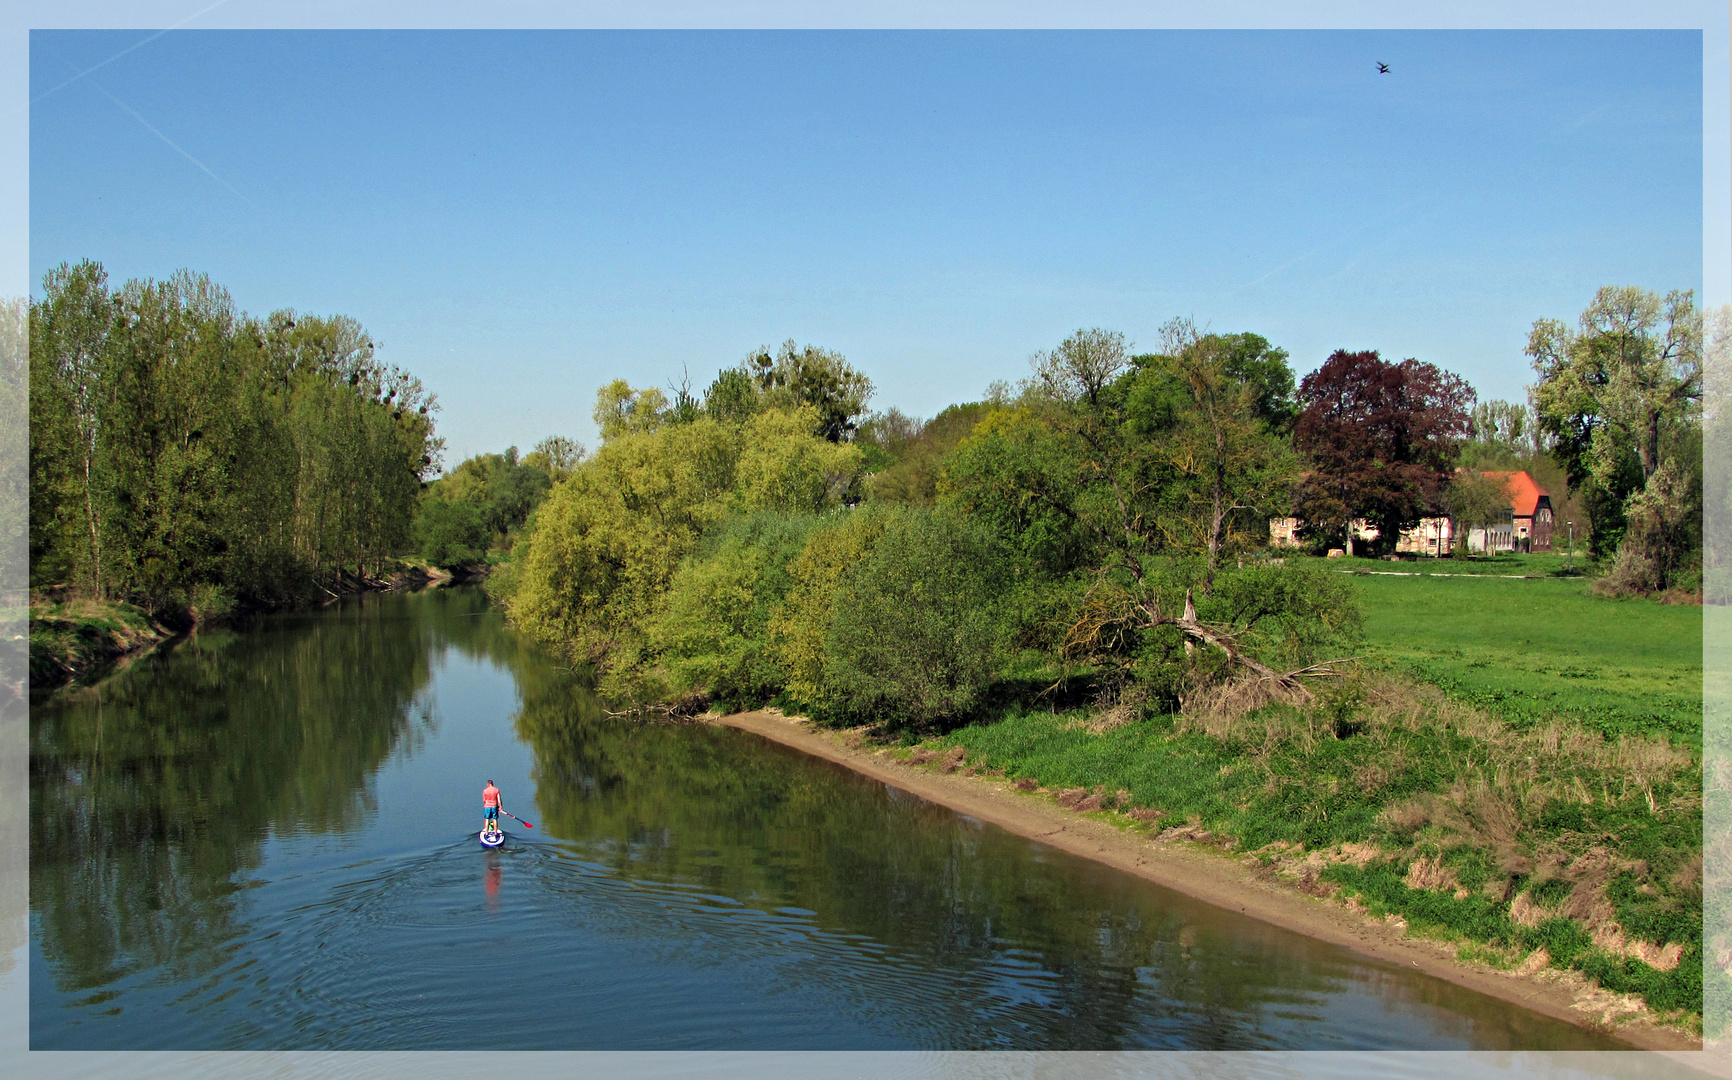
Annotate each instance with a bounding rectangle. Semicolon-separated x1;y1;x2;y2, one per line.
1233;200;1421;294
30;0;234;105
89;79;256;208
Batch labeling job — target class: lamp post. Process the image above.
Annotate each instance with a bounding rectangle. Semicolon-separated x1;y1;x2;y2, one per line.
1567;521;1574;572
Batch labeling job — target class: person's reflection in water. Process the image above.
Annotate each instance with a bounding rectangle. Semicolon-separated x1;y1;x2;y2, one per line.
484;850;502;913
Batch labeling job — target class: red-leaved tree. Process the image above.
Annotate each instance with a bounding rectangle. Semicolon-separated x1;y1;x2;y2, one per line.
1293;350;1474;554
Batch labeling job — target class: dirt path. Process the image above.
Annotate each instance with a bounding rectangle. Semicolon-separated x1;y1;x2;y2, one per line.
709;708;1704;1055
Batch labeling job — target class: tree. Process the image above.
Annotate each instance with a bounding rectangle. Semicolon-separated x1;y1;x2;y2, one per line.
524;435;585;480
499;385;865;666
28;262;439;609
30;261;117;597
1124;323;1299;588
1461;400;1542;468
703;368;760;425
1528;286;1702;592
944;326;1334;698
1292;350;1474;556
944;326;1300;586
1443;471;1511;556
414;494;488;568
1705;305;1732;601
742;340;874;442
645;512;819;706
823;509;1009;728
858;402;997;506
593;380;670;442
0;295;24;605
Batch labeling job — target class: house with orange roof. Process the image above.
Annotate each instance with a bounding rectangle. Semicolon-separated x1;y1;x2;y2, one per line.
1274;470;1554;554
1471;470;1554;553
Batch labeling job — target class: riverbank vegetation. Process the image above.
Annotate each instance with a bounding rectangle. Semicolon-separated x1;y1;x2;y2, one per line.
412;437;581;571
29;261;444;619
27;597;167;687
491;288;1709;1028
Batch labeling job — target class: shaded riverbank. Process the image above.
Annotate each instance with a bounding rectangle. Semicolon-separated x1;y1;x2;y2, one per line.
27;563;448;690
708;709;1699;1052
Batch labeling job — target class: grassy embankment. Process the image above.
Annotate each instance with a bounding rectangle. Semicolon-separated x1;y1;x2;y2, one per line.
895;558;1705;1028
28;598;170;687
27;558;451;690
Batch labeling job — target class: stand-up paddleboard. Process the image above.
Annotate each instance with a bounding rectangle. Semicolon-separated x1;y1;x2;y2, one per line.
479;828;504;848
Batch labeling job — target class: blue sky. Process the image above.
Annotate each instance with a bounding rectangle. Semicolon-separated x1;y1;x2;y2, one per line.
26;27;1711;464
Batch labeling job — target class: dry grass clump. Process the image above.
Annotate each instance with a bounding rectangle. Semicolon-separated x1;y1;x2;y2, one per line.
1403;855;1465;897
1072;682;1155;734
1174;673;1312;742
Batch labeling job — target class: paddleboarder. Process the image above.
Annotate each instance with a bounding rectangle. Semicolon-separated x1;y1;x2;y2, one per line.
482;779;503;840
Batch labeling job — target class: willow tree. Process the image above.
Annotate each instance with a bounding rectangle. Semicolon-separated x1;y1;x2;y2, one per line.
500;390;865;666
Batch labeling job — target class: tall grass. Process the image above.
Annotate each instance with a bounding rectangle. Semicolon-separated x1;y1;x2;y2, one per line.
917;670;1703;1024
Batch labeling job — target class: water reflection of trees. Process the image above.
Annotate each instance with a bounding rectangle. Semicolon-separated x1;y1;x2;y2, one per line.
29;589;454;994
512;675;1373;1049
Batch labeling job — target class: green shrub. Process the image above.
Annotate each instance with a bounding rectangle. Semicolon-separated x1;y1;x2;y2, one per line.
824;508;1009;728
645;512;821;707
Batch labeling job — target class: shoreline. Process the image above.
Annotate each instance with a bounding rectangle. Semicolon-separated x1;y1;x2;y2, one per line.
709;708;1704;1055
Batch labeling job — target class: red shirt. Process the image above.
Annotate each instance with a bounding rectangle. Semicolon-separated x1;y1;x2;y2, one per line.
482;784;500;808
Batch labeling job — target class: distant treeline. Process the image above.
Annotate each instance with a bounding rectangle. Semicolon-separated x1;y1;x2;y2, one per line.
29;261;441;617
413;438;581;569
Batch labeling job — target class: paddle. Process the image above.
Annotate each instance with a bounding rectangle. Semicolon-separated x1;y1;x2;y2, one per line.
500;809;534;830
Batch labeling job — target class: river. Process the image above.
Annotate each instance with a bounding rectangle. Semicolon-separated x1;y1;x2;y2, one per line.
27;585;1639;1052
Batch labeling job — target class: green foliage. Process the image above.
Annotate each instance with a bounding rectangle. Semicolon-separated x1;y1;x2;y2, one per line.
28;261;439;612
1443;470;1514;555
498;391;865;665
742;340;875;442
824;509;1010;728
644;512;821;707
414;492;489;568
766;504;895;708
940;406;1100;577
858;402;998;506
1529;286;1703;591
414;444;559;566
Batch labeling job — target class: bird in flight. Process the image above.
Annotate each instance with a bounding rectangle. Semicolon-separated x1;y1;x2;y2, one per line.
1376;62;1391;74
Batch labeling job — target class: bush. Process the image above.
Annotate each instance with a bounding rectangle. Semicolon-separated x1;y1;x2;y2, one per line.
823;509;1010;728
767;505;896;708
645;512;820;707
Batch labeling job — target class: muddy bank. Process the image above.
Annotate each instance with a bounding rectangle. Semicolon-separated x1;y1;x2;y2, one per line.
709;708;1703;1053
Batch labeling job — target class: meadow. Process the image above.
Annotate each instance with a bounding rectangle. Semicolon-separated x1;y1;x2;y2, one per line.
1334;563;1702;745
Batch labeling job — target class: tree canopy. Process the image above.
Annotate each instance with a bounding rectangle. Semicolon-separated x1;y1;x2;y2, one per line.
1292;350;1474;554
1529;286;1703;591
29;261;440;612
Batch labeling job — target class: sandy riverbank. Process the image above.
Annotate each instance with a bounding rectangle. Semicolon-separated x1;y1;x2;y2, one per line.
709;708;1706;1056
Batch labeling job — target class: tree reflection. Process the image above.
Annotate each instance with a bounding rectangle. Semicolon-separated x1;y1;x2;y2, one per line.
512;673;1363;1049
29;590;446;993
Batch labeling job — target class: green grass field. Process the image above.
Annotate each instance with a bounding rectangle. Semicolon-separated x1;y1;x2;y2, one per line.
1294;550;1587;577
1342;572;1701;744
